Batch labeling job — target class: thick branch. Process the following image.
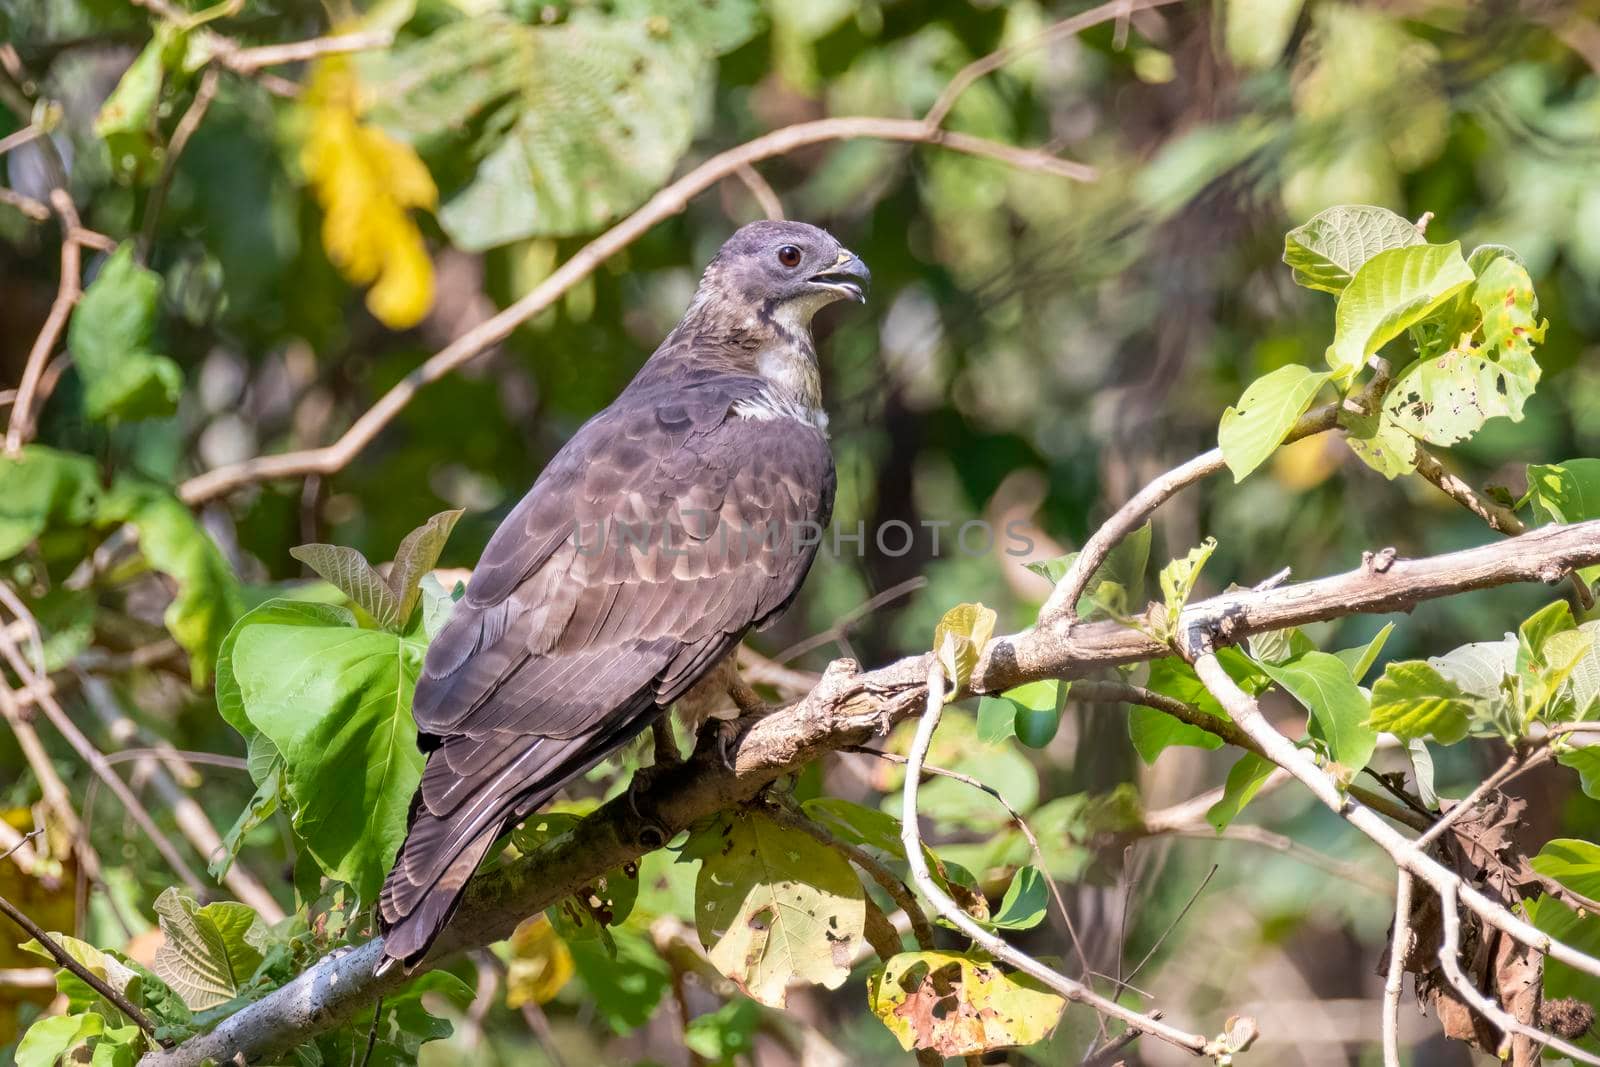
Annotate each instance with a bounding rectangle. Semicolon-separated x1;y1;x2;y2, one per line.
141;519;1600;1065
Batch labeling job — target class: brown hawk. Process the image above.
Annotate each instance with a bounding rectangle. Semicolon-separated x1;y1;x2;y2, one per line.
377;221;868;970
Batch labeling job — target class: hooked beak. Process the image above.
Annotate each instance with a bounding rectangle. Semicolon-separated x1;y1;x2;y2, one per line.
808;249;871;304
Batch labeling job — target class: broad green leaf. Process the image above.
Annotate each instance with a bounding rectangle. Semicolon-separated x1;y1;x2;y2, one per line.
975;695;1017;745
1025;523;1151;621
1333;621;1395;682
694;808;865;1007
1466;243;1527;276
1206;752;1275;831
1219;365;1331;481
1129;656;1241;763
13;1012;133;1067
867;951;1064;1056
1530;838;1600;901
1527;896;1600;1029
228;601;426;899
67;244;183;420
151;889;267;1010
100;478;243;685
1525;459;1600;525
368;15;707;250
214;598;355;743
0;445;100;560
567;927;672;1033
1258;651;1377;770
1156;537;1217;635
801;797;906;857
387;508;464;626
933;602;996;693
288;543;399;629
1430;638;1517;701
1325;242;1475;381
1558;746;1600;800
1282;204;1424;294
977;679;1064;749
1519;601;1576;675
1367;660;1477;743
990;866;1048;930
1383;346;1539;446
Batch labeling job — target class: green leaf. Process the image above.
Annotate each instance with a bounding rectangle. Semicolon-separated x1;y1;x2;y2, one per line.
1325;242;1475;382
977;680;1064;749
288;544;399;630
14;1012;137;1067
1156;537;1217;635
867;951;1064;1057
1333;622;1394;682
1558;746;1600;800
1129;657;1231;763
226;600;426;900
1223;0;1305;70
1206;752;1275;831
93;31;174;181
99;478;243;685
68;244;183;420
19;933;142;1015
1025;523;1151;621
933;602;996;693
151;889;267;1010
0;446;100;561
387;508;464;626
1530;838;1600;901
1525;459;1600;525
1258;651;1377;771
1367;660;1477;744
1219;365;1331;481
1282;205;1425;295
211;757;281;881
1247;626;1315;666
975;695;1017;745
694;808;866;1007
369;14;710;250
1527;895;1600;1030
1341;405;1418;479
800;797;907;857
683;997;761;1065
990;866;1049;930
567;927;672;1033
215;599;355;744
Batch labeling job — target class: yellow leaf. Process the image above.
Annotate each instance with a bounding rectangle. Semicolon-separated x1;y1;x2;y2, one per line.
505;915;573;1007
301;56;436;329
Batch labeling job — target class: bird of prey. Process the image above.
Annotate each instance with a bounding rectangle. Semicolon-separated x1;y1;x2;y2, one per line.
377;221;868;971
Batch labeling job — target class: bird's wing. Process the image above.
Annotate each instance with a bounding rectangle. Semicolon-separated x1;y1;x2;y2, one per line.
379;374;834;962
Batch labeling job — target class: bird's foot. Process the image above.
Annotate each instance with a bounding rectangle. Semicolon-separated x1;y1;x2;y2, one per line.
693;715;748;773
623;765;671;848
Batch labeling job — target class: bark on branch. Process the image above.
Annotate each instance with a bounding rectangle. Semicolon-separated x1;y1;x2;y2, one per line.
141;519;1600;1066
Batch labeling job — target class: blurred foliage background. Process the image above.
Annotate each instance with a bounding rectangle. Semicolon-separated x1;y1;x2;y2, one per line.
4;0;1600;1063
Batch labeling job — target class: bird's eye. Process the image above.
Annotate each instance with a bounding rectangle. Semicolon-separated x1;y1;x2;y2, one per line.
776;245;802;268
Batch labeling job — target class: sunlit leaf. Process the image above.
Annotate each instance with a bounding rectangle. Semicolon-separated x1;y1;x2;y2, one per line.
933;602;996;693
1206;752;1275;831
288;543;399;629
1258;651;1377;770
1530;838;1600;901
989;865;1049;930
1325;242;1475;382
151;889;266;1011
1282;204;1424;295
387;508;464;626
1367;660;1477;743
1224;0;1305;71
694;808;865;1007
1333;622;1394;683
1219;365;1331;482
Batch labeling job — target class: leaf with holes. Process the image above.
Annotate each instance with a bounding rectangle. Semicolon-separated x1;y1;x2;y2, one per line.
867;950;1064;1056
1219;365;1331;481
1282;204;1425;294
694;808;865;1007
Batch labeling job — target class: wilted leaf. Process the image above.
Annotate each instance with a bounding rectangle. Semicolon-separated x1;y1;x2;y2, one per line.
1325;242;1475;382
67;244;183;421
1218;364;1331;481
1258;651;1377;770
0;446;100;561
302;55;436;328
868;951;1064;1056
933;602;996;693
288;543;399;629
694;808;865;1007
387;508;464;626
151;889;266;1010
1206;752;1276;830
1368;660;1478;743
505;915;574;1008
1282;204;1425;294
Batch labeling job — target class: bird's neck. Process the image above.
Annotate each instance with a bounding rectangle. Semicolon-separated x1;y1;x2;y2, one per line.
669;296;826;418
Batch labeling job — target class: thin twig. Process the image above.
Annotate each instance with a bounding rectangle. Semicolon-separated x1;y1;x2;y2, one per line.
1382;872;1412;1067
354;995;383;1067
0;827;42;864
0;891;170;1045
899;663;1229;1059
775;577;927;665
179;114;1098;504
6;189;84;453
228;29;395;72
732;162;783;220
1120;864;1218;993
0;124;42;156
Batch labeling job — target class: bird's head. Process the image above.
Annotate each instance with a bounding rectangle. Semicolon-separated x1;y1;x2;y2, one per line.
694;220;870;331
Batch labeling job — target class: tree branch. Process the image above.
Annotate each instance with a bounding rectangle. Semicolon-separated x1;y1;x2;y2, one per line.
139;518;1600;1065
